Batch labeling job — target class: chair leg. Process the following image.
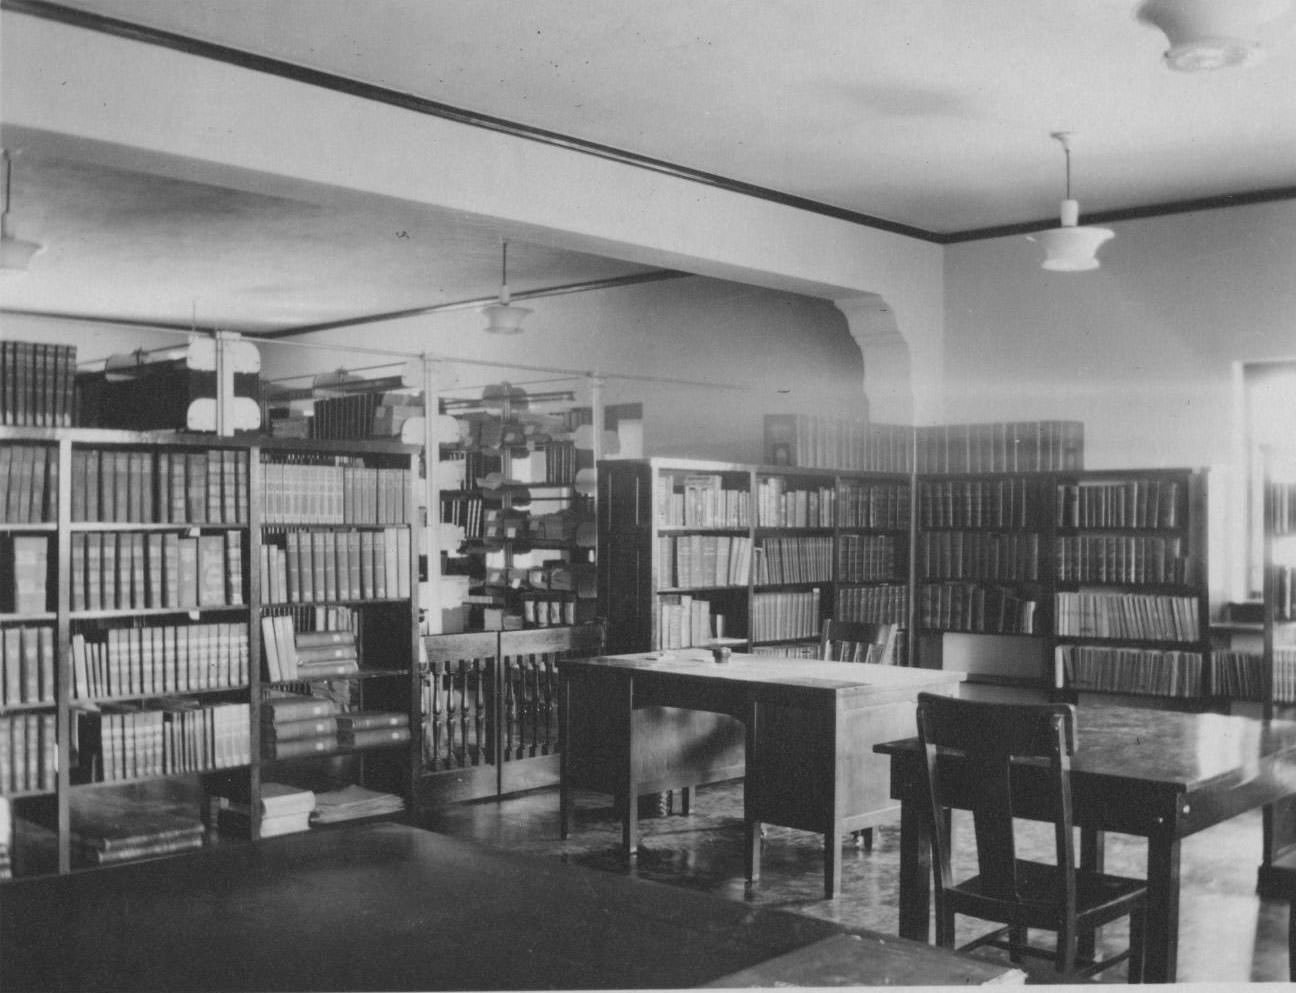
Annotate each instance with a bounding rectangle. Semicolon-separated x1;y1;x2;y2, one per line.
1288;899;1295;983
1057;925;1078;978
1008;925;1026;963
1128;905;1146;984
934;904;956;948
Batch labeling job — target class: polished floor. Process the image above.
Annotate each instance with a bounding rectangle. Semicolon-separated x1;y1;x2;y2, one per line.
422;780;1291;985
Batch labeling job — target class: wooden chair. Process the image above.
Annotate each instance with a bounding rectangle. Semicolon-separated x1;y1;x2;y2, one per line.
820;619;899;666
914;692;1147;982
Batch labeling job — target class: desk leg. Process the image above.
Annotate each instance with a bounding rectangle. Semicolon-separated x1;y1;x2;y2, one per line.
898;796;932;942
622;676;638;858
559;676;571;840
1077;828;1105;963
744;698;761;885
1144;828;1181;983
824;828;842;899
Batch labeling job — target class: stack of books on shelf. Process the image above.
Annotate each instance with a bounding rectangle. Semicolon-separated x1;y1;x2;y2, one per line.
71;448;249;525
310;783;405;825
259;528;409;605
1272;648;1296;705
838;534;898;582
69;795;205;867
657;594;724;649
1;340;77;427
1;625;55;705
71;623;249;700
1054;591;1200;641
0;445;58;524
835;583;910;625
1;535;50;613
262;617;361;683
69;530;244;611
0;712;56;793
336;710;411;751
260;692;340;760
755;477;836;527
750;588;822;643
1056;645;1206;698
838;481;910;529
657;474;750;528
1209;650;1263;702
74;700;250;782
218;781;316;839
659;534;753;587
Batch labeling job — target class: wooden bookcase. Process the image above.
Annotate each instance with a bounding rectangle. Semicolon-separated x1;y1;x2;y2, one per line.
0;427;420;880
596;458;913;657
1258;450;1296;896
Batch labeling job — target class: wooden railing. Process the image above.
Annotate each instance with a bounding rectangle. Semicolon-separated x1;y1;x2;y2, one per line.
421;631;497;772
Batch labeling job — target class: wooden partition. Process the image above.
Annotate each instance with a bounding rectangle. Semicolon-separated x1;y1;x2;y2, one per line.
419;624;603;806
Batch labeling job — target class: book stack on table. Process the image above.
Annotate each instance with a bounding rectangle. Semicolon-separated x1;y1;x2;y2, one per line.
218;781;315;839
69;795;205;867
261;692;339;760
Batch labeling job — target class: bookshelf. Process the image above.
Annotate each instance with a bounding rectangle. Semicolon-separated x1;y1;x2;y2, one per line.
1258;450;1296;897
597;458;912;658
0;427;419;880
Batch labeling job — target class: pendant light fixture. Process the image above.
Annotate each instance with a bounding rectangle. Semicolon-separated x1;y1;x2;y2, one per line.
1;148;43;275
1137;0;1293;72
1031;132;1113;273
482;240;531;334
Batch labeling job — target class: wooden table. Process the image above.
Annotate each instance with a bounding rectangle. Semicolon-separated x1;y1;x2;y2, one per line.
560;651;964;897
0;822;1023;990
876;704;1296;983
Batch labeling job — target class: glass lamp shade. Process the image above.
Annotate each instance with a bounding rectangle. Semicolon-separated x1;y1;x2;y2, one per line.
1138;0;1290;70
1037;225;1115;272
483;301;532;334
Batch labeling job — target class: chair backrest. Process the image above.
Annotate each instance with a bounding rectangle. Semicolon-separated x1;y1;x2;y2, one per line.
820;619;898;664
915;692;1078;906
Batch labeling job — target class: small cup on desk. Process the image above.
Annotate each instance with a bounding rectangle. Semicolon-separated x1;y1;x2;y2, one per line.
710;645;732;664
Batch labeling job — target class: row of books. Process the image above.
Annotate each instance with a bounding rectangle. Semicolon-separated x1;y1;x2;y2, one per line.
656;594;724;649
1056;479;1182;530
1271;481;1296;535
74;700;251;782
658;474;750;528
918;530;1041;582
262;619;362;683
1210;650;1265;702
71;531;244;612
1;340;76;428
838;534;900;582
1;625;54;706
70;795;206;866
71;447;249;524
918;478;1038;529
913;421;1084;475
1056;645;1207;698
918;582;1039;634
754;479;836;528
1055;535;1190;585
658;534;753;588
1053;592;1201;642
1271;649;1296;705
823;623;901;665
520;596;579;627
310;392;385;441
753;536;833;585
1273;565;1295;621
0;712;56;794
0;535;50;613
750;587;822;643
837;482;910;529
440;491;485;539
260;462;410;525
259;527;411;605
835;582;910;624
763;414;907;472
71;622;249;700
0;444;57;523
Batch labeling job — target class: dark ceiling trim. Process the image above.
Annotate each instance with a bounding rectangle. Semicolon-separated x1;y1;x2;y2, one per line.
1;0;940;242
0;307;215;334
943;185;1296;244
249;270;692;340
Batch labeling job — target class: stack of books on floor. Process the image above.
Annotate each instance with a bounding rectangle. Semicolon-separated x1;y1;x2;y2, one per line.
310;784;405;825
218;781;315;838
261;692;340;760
0;797;11;880
69;795;205;867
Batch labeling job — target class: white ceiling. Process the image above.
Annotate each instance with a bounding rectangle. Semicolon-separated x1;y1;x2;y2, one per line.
2;0;1295;333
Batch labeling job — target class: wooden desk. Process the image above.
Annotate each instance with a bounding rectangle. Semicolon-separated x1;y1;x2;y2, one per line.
876;705;1296;983
0;822;1022;990
560;651;963;897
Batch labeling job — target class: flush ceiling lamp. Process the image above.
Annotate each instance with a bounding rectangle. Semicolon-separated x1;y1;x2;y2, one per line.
1;148;43;275
482;240;531;334
1137;0;1294;71
1031;132;1114;273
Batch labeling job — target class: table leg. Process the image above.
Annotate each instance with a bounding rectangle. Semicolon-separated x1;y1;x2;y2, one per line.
1143;828;1181;983
1077;827;1105;963
559;676;571;840
744;698;761;884
622;676;638;858
824;827;842;898
898;796;932;942
679;786;691;816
